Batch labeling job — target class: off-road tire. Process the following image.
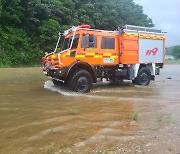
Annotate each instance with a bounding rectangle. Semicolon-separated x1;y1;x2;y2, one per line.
133;67;151;86
68;70;92;93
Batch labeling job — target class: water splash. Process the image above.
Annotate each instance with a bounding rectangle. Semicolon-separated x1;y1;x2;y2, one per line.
43;80;116;99
44;80;79;96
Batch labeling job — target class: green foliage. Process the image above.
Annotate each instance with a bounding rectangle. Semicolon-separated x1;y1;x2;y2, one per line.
133;112;139;121
0;26;43;66
0;0;2;16
172;45;180;59
166;46;173;55
0;0;154;67
166;59;180;64
68;108;79;115
39;19;60;52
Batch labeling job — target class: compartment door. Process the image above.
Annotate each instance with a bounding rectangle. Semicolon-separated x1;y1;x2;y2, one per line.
139;39;164;63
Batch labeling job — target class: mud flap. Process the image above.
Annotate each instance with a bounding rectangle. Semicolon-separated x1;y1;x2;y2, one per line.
128;68;135;80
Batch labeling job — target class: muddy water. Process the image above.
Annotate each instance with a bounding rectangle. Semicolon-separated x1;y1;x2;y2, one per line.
0;65;180;153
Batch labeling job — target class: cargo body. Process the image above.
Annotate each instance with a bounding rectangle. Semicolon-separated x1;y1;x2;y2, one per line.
42;25;166;92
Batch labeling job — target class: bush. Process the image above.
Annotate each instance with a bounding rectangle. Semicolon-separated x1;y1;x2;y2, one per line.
0;26;43;66
172;45;180;59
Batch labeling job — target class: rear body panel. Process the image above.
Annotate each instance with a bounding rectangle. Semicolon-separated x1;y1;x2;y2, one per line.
139;38;164;63
120;29;166;65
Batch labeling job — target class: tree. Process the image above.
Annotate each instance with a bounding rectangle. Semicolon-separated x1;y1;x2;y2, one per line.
172;45;180;59
0;0;154;66
0;0;2;16
39;19;60;52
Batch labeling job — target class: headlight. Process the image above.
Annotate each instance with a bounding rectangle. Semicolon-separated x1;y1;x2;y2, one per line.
51;55;56;59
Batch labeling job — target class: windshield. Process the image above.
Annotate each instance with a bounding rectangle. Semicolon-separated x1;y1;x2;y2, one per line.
62;34;80;51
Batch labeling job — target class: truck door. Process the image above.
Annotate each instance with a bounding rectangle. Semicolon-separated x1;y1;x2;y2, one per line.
100;35;119;66
79;33;100;65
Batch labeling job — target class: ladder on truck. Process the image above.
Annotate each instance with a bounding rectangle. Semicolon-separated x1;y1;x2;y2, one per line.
120;25;165;36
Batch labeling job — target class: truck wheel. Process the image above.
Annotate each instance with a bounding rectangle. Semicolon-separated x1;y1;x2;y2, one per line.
134;67;151;85
68;70;92;93
52;79;65;86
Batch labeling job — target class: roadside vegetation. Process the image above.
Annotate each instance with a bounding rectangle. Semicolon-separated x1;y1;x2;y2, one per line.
166;45;180;64
165;59;180;64
68;108;79;115
128;111;139;121
171;45;180;59
133;112;139;121
0;0;153;67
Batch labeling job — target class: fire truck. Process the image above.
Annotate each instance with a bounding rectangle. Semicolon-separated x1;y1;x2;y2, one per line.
42;25;166;92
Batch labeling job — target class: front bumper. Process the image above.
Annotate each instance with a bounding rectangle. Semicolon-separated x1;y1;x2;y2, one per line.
43;65;68;79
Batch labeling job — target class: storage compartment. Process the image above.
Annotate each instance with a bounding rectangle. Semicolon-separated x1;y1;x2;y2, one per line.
139;38;164;63
120;34;139;64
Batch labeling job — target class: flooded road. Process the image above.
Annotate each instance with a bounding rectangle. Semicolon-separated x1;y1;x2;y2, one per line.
0;65;180;154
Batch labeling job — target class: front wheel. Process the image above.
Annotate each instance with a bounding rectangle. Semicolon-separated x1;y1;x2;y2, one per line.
133;67;151;86
68;70;93;93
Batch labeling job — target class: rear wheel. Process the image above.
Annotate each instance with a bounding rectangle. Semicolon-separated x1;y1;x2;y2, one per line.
133;67;151;85
68;70;92;93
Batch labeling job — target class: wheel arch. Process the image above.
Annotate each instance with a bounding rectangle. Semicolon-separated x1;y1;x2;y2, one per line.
146;63;156;76
132;63;155;78
66;61;97;83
